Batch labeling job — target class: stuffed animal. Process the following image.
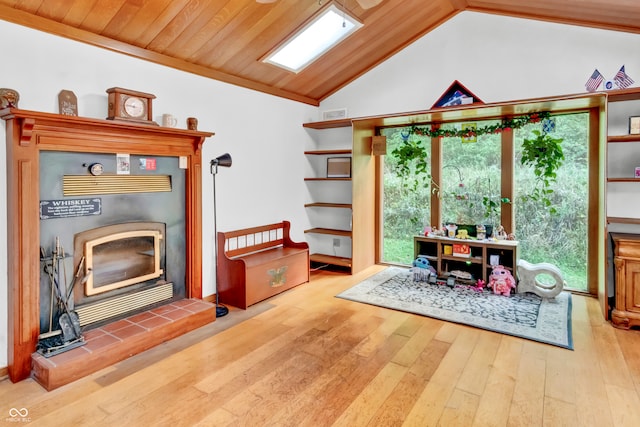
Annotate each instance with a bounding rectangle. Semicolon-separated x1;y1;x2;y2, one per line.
488;265;516;296
412;255;437;282
456;229;469;239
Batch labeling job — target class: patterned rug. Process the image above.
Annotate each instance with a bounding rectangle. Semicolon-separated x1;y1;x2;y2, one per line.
337;267;573;349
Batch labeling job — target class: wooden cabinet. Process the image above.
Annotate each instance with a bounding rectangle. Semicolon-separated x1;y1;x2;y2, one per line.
302;118;376;274
414;236;518;283
611;233;640;329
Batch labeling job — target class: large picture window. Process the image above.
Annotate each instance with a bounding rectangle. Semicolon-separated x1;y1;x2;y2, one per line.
380;127;430;265
380;113;590;292
440;121;503;226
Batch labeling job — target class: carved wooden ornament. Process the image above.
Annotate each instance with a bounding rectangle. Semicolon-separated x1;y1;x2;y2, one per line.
58;90;78;116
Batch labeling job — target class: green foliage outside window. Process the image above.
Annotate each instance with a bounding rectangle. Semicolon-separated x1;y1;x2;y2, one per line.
381;113;588;291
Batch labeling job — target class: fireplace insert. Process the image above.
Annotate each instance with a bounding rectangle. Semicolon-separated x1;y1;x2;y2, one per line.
72;222;171;326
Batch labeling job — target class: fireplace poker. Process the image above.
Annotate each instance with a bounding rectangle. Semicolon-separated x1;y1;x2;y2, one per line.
65;256;85;303
61;242;69;308
39;246;61;340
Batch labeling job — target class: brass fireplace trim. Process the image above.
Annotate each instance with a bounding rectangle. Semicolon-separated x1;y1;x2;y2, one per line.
75;282;173;326
84;229;164;296
63;175;172;196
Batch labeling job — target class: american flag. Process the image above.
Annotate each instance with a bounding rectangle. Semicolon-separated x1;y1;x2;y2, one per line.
585;69;604;92
614;65;635;89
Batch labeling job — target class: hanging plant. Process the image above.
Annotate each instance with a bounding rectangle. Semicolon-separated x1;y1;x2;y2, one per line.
519;129;564;214
390;111;561;221
391;138;430;191
442;170;510;221
393;111;550;187
482;196;511;221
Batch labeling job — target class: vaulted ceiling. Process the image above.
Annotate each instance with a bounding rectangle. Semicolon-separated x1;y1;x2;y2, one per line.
1;0;638;106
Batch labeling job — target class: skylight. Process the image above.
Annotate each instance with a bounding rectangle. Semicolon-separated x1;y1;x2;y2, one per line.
264;4;362;73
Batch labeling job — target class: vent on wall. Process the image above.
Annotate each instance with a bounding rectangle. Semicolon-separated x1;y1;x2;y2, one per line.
322;108;348;120
63;175;172;196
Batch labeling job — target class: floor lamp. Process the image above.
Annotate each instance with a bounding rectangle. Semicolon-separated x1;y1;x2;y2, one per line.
211;153;232;317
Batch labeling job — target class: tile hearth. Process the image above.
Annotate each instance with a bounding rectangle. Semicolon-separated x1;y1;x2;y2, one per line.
31;299;215;391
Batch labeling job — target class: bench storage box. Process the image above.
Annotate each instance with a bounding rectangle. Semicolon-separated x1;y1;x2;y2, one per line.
217;221;309;309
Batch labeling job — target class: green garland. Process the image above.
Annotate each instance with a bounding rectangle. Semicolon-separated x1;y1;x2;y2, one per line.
408;111;551;139
392;111;556;218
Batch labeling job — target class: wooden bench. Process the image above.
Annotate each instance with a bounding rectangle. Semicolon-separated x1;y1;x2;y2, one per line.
217;221;309;309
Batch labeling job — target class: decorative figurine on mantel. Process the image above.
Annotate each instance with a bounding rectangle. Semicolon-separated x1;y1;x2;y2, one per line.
0;87;20;108
58;90;78;116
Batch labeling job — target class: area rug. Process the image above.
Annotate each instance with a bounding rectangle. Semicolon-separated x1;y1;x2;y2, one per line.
337;267;573;349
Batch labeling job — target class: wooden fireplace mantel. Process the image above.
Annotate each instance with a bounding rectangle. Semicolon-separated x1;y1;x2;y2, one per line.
1;107;214;383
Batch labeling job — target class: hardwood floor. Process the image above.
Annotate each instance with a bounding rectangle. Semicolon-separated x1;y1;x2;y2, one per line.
2;265;640;426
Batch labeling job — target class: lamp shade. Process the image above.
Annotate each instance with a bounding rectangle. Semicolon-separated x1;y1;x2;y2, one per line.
212;153;232;168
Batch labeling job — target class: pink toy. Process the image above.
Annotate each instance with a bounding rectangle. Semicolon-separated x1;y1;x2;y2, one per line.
488;265;516;296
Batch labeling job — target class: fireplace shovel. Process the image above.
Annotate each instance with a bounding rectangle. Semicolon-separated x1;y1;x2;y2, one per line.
55;278;81;343
58;312;79;343
58;257;86;342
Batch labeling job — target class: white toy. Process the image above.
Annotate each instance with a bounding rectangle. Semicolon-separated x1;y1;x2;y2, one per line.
516;259;565;298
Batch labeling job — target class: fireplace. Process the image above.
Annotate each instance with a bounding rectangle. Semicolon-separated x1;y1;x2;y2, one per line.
2;108;215;385
72;222;172;327
38;150;190;335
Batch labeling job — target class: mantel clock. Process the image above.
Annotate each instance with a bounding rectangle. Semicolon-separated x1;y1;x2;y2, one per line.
106;87;157;125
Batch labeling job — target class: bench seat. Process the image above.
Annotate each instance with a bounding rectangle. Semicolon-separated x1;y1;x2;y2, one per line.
217;221;309;309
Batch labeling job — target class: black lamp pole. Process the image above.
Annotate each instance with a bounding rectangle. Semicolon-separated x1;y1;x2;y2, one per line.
211;153;232;318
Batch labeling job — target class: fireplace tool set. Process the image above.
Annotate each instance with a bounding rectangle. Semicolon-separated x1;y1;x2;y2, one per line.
37;237;89;357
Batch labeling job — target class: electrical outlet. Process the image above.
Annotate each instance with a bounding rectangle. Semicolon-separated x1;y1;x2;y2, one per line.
333;238;340;247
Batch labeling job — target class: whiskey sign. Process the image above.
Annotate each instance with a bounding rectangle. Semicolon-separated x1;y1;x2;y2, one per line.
40;198;101;219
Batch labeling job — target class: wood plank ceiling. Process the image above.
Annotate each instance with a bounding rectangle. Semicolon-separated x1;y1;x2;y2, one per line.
0;0;638;106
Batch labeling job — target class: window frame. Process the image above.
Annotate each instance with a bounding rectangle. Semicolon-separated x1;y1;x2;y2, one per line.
372;103;604;297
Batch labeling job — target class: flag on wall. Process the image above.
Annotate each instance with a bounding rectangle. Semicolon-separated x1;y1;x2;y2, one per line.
585;69;604;92
614;65;635;89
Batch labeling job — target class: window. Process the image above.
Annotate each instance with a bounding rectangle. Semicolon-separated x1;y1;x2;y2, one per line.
264;4;362;73
380;113;591;292
440;121;502;226
380;126;430;265
514;114;589;291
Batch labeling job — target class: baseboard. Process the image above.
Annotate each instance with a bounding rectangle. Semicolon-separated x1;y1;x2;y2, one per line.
0;366;8;380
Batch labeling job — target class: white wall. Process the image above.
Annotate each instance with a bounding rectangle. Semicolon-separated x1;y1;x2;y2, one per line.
318;10;640;243
320;12;640;118
0;20;316;368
